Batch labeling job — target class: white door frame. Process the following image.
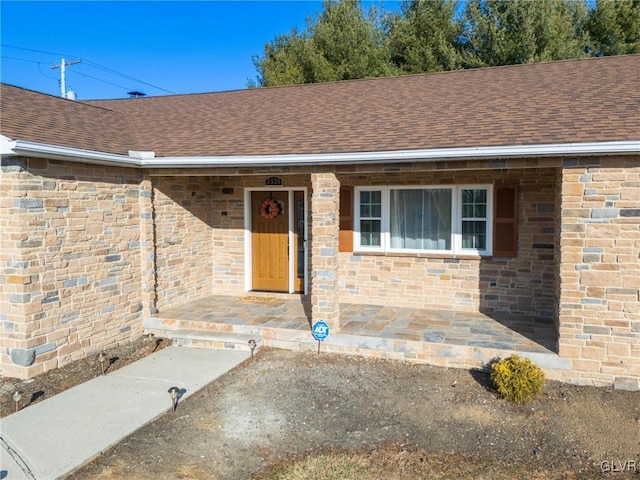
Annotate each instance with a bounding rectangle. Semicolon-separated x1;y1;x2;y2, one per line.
244;187;308;294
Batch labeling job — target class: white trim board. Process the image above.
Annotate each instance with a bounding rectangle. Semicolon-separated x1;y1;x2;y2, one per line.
3;138;639;169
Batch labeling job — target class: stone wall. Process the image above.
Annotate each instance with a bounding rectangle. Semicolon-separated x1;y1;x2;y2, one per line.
152;177;215;310
1;157;145;378
3;156;637;389
557;156;640;390
337;168;558;318
151;173;314;302
210;177;249;295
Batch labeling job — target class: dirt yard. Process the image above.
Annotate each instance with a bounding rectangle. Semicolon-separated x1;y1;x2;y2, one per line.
48;346;640;479
2;342;639;479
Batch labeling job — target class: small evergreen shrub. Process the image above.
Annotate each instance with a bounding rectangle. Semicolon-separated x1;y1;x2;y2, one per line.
490;354;545;404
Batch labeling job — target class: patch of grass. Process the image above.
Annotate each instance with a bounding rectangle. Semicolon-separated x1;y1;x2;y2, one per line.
258;452;372;480
252;447;595;480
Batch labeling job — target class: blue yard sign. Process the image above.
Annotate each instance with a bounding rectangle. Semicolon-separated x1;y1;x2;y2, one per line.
311;321;330;341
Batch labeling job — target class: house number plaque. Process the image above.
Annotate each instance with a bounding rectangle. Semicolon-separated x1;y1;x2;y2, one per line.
265;176;283;186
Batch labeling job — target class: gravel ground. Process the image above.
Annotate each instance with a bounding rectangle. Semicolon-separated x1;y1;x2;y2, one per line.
57;347;640;479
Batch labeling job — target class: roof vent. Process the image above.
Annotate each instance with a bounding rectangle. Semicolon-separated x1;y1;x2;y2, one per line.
127;91;146;98
65;90;76;101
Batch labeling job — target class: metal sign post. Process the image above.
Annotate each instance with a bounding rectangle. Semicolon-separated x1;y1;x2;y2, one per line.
311;321;330;354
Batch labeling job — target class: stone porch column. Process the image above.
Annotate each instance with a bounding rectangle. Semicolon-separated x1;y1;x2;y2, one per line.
1;157;38;378
139;177;158;316
557;161;640;391
310;173;341;332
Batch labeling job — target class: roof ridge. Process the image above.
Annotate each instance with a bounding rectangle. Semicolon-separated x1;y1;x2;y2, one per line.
0;83;132;115
83;54;640;102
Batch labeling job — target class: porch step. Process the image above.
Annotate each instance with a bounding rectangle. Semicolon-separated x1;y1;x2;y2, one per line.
153;328;262;352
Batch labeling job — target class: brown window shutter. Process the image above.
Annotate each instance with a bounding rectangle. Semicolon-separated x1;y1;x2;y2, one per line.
339;186;353;252
493;186;518;257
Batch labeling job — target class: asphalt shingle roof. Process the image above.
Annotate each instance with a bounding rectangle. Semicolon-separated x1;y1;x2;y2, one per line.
0;84;140;155
2;55;639;159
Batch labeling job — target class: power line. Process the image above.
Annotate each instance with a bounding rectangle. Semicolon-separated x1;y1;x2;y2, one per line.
1;43;176;95
68;70;136;93
82;59;176;94
37;62;58;80
1;54;60;80
1;55;41;63
1;43;73;58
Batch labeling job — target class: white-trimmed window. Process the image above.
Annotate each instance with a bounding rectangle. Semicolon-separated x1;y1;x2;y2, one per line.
354;185;493;256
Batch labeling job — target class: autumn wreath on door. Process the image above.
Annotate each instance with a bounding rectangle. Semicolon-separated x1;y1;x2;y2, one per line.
260;198;281;219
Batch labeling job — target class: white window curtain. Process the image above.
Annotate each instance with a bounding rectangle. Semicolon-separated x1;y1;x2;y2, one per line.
390;189;452;250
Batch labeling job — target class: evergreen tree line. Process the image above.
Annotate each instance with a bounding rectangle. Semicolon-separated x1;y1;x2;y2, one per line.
250;0;639;87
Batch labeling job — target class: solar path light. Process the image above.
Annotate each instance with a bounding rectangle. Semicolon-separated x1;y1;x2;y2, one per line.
168;386;180;413
12;391;22;413
98;352;107;375
145;332;155;350
248;339;257;360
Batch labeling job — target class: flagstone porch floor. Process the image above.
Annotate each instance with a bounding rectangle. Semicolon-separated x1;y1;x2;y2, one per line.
144;294;570;377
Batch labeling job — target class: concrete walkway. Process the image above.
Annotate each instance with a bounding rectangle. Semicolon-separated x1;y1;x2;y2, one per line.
0;347;249;480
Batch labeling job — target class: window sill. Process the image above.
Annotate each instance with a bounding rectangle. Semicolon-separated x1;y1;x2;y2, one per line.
352;251;487;260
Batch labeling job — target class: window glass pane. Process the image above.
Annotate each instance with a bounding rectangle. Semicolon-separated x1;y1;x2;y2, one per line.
390;189;451;250
462;189;474;203
359;190;381;218
462;204;474;218
462;189;487;219
360;220;381;246
462;220;486;250
474;204;487;217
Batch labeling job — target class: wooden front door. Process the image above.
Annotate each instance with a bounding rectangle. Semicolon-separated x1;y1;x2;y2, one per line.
251;191;290;292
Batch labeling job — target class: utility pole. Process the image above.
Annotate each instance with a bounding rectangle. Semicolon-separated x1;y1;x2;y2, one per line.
51;57;81;98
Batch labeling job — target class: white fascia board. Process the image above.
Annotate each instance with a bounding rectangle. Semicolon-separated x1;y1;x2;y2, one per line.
3;139;639;169
8;140;140;167
147;141;640;168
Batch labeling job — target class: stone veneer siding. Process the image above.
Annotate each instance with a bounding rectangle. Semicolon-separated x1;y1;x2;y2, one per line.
311;173;341;331
337;168;558;318
210;177;246;295
149;174;313;304
557;157;640;390
1;157;145;378
3;155;638;390
151;177;215;310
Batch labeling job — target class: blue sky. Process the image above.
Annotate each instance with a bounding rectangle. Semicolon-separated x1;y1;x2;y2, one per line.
1;1;335;99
